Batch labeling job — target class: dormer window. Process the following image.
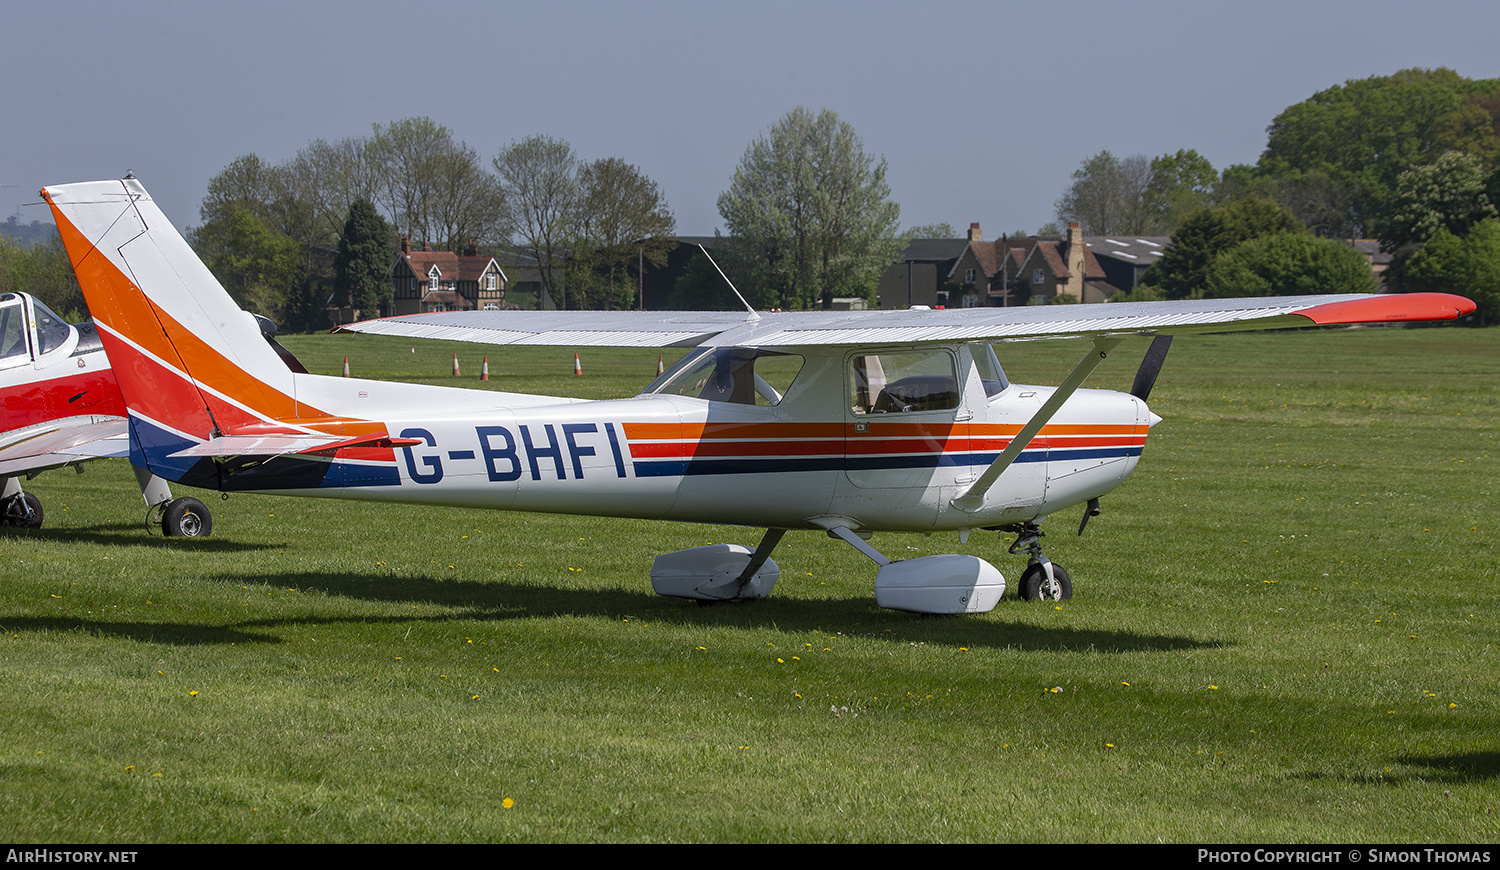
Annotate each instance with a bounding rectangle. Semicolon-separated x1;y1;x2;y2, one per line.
486;273;496;292
428;266;441;294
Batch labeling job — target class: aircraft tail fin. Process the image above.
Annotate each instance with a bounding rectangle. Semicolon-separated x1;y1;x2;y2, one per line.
41;177;319;484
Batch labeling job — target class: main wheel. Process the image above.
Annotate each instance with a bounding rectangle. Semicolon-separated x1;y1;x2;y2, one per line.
1;492;43;529
162;497;212;538
1018;563;1072;601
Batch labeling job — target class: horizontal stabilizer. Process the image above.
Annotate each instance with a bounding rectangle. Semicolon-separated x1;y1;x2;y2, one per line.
167;432;420;460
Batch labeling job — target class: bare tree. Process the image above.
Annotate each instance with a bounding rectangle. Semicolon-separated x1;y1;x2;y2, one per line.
494;135;580;308
369;117;504;251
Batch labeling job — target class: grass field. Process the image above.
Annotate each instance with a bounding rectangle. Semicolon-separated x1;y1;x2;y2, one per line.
1;325;1496;842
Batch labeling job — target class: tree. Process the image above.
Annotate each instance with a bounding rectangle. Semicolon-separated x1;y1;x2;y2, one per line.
199;154;281;227
902;222;958;239
1404;218;1500;324
0;233;85;320
193;205;302;319
369;117;505;252
333;198;394;319
574;157;676;309
1258;68;1500;238
1144;150;1218;231
1056;149;1217;236
1381;151;1497;252
494;135;580;309
1054;151;1154;235
1143;197;1302;298
718;107;901;309
1203;232;1377;298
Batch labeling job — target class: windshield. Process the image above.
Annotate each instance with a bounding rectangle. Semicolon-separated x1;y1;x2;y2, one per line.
31;298;74;356
973;343;1010;398
646;347;805;406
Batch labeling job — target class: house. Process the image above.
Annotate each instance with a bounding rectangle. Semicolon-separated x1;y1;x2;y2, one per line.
1344;240;1393;288
938;222;1128;307
1083;234;1169;294
390;238;507;315
942;223;1032;308
874;236;970;308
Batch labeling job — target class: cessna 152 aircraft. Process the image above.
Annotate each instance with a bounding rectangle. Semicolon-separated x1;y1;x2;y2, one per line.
40;176;1475;613
0;289;212;535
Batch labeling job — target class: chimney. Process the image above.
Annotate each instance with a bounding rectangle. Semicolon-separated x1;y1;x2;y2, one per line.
967;222;983;243
1066;221;1086;301
401;236;409;254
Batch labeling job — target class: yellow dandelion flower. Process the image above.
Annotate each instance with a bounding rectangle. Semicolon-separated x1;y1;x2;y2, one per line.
188;690;198;696
503;798;514;809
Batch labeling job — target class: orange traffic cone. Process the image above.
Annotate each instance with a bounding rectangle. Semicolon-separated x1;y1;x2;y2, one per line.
657;355;664;375
480;356;490;381
342;356;350;377
574;353;582;376
452;353;461;377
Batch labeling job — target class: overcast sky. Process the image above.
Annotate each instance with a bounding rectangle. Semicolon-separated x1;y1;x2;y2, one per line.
4;0;1497;239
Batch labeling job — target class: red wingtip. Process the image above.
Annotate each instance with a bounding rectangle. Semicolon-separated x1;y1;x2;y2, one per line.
1298;293;1476;325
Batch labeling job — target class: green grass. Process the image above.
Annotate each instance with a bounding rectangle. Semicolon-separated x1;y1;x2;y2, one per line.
2;326;1497;842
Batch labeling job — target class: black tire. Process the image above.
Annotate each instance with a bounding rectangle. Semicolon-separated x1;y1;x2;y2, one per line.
1;491;43;529
1018;563;1072;601
162;497;212;538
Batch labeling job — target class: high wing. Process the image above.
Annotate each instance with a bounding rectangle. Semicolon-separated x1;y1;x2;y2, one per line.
334;294;1476;349
0;417;127;478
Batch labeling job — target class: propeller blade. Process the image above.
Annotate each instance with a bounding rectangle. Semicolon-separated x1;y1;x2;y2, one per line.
1130;335;1174;401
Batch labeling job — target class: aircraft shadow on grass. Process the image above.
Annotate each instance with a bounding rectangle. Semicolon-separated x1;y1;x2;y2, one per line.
0;615;277;646
163;568;1225;654
1394;751;1500;783
1283;751;1500;786
1;524;276;553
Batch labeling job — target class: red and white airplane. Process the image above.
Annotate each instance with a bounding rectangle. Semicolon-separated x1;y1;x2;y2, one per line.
40;177;1475;612
0;289;211;535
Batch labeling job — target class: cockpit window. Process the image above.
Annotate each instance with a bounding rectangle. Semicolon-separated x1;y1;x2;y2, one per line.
0;298;28;364
973;343;1010;398
31;299;73;356
646;348;805;406
850;350;959;414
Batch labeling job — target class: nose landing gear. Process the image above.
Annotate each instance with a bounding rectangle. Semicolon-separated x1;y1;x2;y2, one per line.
998;522;1073;601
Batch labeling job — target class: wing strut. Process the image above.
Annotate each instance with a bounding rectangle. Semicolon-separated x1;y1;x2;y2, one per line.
951;336;1121;513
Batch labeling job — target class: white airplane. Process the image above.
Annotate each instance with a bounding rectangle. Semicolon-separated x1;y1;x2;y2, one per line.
40;177;1475;612
0;289;212;535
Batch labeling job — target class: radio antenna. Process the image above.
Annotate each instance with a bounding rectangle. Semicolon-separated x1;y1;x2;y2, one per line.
698;244;760;322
